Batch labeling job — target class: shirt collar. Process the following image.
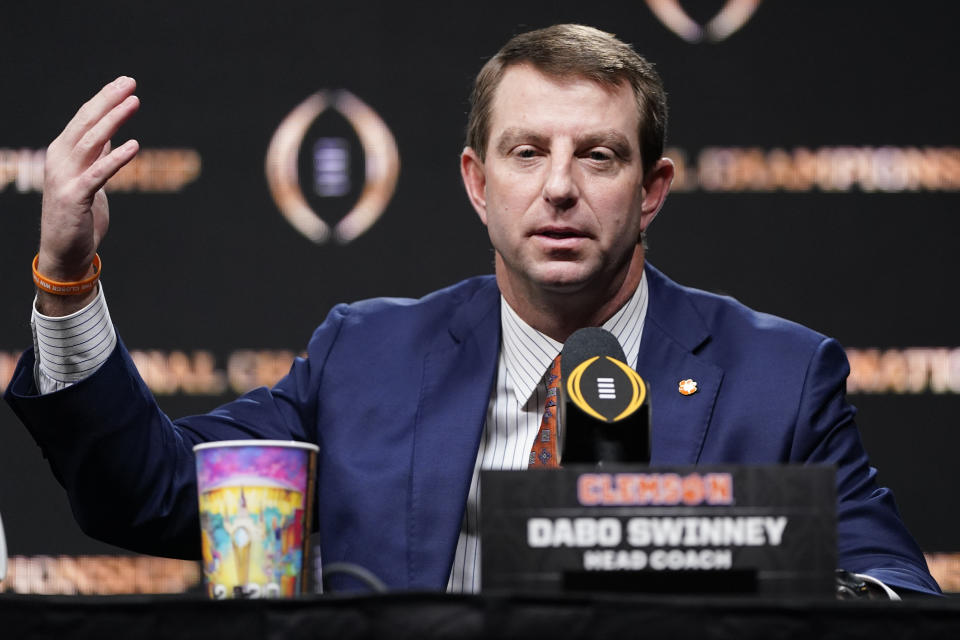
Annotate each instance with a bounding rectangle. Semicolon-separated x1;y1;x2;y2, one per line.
500;273;649;406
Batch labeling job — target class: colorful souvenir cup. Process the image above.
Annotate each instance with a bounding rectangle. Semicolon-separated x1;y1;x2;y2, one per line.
193;440;318;599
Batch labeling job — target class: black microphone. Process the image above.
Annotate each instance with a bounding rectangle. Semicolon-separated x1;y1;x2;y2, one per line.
558;327;651;465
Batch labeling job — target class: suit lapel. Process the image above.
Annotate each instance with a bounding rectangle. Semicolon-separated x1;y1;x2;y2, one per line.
638;265;724;464
406;278;500;589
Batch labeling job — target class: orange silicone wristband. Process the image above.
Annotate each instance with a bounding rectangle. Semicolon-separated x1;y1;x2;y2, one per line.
32;253;101;295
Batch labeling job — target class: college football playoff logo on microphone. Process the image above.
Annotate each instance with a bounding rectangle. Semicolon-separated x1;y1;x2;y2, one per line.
566;356;648;423
265;90;400;244
645;0;762;43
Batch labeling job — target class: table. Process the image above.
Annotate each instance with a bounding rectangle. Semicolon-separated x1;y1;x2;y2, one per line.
2;591;958;639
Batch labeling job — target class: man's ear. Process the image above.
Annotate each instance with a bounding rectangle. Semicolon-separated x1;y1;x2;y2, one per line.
639;157;675;231
461;146;488;225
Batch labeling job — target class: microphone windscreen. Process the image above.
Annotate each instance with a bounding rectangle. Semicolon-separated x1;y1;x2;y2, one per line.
560;327;627;381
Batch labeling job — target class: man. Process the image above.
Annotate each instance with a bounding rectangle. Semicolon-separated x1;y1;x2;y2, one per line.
4;25;941;595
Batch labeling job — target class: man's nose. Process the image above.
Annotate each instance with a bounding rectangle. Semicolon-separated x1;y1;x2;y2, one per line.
542;157;579;210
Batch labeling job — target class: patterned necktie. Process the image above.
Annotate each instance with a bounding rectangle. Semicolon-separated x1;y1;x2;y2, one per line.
529;355;561;468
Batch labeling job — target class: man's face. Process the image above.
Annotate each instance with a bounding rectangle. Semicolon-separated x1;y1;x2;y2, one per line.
462;64;669;302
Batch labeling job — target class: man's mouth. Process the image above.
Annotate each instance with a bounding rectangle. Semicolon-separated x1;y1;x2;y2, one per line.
534;227;588;239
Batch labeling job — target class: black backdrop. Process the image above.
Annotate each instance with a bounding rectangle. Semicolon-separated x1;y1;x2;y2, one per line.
1;1;958;591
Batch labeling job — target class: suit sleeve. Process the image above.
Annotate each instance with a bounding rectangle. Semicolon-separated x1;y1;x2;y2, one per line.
790;337;941;595
2;304;350;560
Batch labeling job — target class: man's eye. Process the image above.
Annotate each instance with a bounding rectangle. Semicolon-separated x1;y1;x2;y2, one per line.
516;148;537;159
588;150;612;162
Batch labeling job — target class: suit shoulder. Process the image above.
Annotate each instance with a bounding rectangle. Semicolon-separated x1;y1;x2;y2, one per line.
646;264;830;363
688;285;827;347
309;275;498;351
302;275;500;374
341;275;497;320
647;267;848;407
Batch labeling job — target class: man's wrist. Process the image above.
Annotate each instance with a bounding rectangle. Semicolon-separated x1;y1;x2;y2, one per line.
35;286;99;317
33;250;101;315
35;247;99;281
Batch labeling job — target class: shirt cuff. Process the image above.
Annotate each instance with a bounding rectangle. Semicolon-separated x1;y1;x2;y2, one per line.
31;284;117;394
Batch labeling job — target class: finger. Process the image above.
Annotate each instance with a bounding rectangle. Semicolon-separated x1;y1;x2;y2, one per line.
78;139;140;194
56;76;137;150
67;94;140;172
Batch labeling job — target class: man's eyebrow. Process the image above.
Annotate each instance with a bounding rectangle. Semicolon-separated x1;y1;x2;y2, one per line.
494;128;548;155
580;130;634;159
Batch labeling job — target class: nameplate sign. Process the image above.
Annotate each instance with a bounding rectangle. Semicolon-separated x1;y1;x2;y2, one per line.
480;465;836;595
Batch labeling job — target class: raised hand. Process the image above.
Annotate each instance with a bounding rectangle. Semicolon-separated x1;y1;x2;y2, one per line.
36;76;141;315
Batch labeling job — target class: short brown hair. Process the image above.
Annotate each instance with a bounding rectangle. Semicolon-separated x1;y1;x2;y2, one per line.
466;24;668;176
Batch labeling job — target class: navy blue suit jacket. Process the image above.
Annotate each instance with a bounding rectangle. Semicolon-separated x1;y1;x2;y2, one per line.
5;264;941;594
